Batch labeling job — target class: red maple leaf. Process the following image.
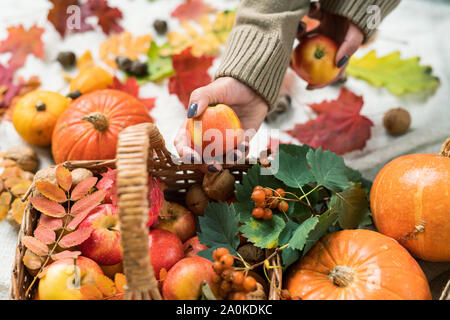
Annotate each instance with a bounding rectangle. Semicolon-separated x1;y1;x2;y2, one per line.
110;76;156;115
83;0;124;35
171;0;215;21
47;0;92;38
168;47;215;108
0;24;45;69
287;87;374;155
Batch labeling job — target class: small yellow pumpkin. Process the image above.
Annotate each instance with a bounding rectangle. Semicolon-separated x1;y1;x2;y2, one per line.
69;66;113;95
12;90;70;147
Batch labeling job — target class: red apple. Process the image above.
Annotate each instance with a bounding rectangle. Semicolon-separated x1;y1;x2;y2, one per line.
38;256;103;300
183;236;208;257
156;201;197;242
149;229;184;279
162;256;217;300
78;204;122;265
291;34;340;85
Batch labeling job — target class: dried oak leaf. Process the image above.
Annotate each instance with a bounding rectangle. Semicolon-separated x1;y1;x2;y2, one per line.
56;165;72;192
22;236;48;256
168;47;214;108
30;197;66;218
110;77;156;114
51;250;81;261
33;225;56;245
35;181;67;203
287;87;374;155
171;0;215;22
0;24;45;69
70;176;98;201
59;227;93;248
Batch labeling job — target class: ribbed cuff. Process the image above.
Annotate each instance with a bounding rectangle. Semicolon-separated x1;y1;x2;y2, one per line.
320;0;400;41
214;26;291;112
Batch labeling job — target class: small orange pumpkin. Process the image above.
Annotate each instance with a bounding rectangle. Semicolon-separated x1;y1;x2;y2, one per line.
371;140;450;262
285;229;431;300
12;90;71;147
52;89;152;163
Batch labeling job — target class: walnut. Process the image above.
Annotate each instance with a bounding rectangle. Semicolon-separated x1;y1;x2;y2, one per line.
202;169;235;201
71;168;93;187
186;184;209;216
383;108;411;136
5;146;39;172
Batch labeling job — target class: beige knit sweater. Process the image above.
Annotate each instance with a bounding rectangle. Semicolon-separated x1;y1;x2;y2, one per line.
215;0;401;111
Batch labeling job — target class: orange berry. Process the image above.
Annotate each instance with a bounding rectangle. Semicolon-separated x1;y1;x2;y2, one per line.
251;190;265;203
254;201;266;208
213;261;223;273
275;188;286;198
213;273;222;283
253;186;263;192
232;292;247;300
213;248;229;261
221;269;233;281
220;254;234;268
231;271;245;285
269;198;279;209
220;280;232;293
243;276;257;292
263;208;273;220
278;201;289;213
263;188;273;198
252;207;264;219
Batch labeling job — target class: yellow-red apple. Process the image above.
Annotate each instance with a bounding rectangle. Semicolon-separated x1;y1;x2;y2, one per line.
149;229;184;279
156;201;197;242
78;204;122;265
38;256;103;300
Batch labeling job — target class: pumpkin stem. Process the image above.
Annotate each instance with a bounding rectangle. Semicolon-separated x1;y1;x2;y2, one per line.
329;266;354;288
35;101;46;112
82;112;109;132
440;138;450;158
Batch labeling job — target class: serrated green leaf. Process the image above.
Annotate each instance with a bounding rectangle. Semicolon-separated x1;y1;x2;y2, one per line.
302;209;339;256
278;220;301;267
289;217;319;251
239;215;285;249
306;148;354;192
347;50;440;95
197;202;240;257
331;183;370;229
273;145;314;189
145;41;174;82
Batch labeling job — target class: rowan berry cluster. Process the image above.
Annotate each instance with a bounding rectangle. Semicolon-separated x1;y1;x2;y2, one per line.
251;186;289;220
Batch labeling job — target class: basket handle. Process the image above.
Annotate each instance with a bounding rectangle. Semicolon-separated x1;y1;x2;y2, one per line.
116;123;170;300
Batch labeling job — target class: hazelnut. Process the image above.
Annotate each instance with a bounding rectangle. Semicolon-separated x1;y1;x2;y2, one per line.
5;146;39;172
383;108;411;136
202;169;235;201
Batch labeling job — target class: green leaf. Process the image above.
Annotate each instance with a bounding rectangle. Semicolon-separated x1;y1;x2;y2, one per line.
145;41;174;82
302;209;339;256
289;217;319;251
197;202;240;259
347;50;440;95
273;145;314;189
306;148;356;192
331;183;370;229
239;214;285;249
278;220;301;267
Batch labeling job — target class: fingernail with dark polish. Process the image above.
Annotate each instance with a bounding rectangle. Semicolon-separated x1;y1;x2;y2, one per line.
187;102;198;118
337;56;349;68
207;165;219;173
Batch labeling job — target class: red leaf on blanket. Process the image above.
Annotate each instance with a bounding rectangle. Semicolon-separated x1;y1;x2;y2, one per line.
110;77;156;114
287;87;374;155
47;0;92;37
59;227;93;248
0;64;21;109
0;24;45;69
83;0;124;35
168;47;215;108
171;0;215;21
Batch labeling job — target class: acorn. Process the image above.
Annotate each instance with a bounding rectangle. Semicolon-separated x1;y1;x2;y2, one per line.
130;60;148;77
153;19;168;35
57;51;76;68
383;107;411;136
115;56;133;72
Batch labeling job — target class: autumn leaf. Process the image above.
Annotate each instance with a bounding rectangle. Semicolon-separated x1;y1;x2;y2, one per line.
0;24;45;69
77;50;96;71
96;168;118;205
30;197;66;218
95;274;116;297
51;250;81;261
0;191;12;221
68;190;106;230
3;75;41;119
347;50;440;95
83;0;124;35
47;0;92;38
38;214;63;230
114;273;126;293
59;227;93;248
168;47;214;108
56;165;72;192
287;87;374;155
0;63;21;109
35;181;67;203
22;236;48;256
33;225;56;245
80;285;103;300
171;0;215;21
147;176;165;227
110;77;156;114
70;177;98;201
10;198;28;225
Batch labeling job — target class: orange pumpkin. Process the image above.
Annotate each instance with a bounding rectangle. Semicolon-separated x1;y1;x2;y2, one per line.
285;229;431;300
52;89;152;163
371;142;450;262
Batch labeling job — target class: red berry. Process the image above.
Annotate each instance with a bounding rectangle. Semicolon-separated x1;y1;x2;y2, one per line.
263;208;273;220
253;186;263;192
251;190;265;203
278;201;289;213
220;254;234;268
213;248;230;261
263;188;273;198
252;207;264;219
275;188;286;198
243;276;257;292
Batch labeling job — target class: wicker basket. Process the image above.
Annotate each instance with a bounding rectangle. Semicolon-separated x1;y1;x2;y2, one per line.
10;122;282;300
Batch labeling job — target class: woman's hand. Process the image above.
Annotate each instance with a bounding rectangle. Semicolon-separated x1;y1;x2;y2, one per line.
174;77;269;173
300;3;365;90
